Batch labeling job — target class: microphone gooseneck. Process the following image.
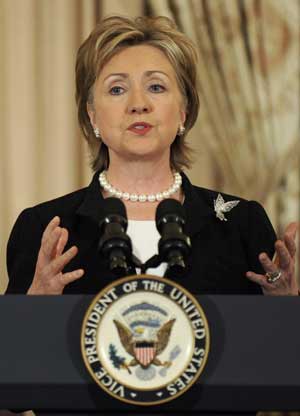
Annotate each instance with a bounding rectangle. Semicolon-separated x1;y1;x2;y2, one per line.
155;199;191;275
98;198;138;277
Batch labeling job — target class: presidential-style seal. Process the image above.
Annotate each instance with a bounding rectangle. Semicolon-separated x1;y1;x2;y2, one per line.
81;275;209;405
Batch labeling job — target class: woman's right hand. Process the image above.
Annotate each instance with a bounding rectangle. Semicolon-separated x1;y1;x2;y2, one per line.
27;216;84;295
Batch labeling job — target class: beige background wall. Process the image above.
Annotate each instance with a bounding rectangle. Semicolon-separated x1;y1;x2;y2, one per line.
0;2;299;416
0;0;300;293
0;0;299;295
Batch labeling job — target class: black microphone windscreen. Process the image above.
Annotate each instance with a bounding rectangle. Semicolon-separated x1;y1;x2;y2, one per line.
155;198;186;225
102;197;127;219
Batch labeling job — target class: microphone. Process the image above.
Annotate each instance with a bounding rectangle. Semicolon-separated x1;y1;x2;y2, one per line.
155;199;191;274
98;198;135;277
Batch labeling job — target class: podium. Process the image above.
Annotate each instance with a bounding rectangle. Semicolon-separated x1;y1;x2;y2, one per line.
0;295;300;414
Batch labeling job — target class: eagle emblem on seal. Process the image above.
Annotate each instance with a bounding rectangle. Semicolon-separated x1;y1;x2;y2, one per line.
110;302;176;374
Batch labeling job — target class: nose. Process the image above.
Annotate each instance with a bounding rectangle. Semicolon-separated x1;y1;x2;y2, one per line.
127;89;152;114
129;105;150;114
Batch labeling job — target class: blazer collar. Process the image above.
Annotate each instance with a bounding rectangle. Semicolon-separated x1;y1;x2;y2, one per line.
76;170;213;236
76;171;107;225
181;172;213;236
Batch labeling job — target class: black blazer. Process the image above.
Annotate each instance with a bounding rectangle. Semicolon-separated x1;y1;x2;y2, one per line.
6;172;276;295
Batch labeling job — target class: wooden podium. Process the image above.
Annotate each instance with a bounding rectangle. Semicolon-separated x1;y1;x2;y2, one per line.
0;295;300;414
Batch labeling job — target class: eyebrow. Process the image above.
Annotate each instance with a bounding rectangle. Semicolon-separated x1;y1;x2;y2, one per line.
103;70;170;82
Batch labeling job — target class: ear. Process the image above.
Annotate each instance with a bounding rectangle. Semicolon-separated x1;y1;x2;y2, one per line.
180;109;186;126
87;103;96;129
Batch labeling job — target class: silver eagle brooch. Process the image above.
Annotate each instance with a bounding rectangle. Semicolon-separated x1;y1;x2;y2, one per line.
214;193;240;221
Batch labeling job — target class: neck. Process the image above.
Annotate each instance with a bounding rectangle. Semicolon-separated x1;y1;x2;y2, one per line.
106;159;175;195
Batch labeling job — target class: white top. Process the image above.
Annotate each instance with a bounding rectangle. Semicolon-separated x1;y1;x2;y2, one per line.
127;220;167;277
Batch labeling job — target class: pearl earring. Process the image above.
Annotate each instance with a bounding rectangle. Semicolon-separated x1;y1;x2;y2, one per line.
94;127;101;138
177;125;186;136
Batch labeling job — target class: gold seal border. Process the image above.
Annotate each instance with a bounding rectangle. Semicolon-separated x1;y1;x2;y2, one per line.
81;274;210;406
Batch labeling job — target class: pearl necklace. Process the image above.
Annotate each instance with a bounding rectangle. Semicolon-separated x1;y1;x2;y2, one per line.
99;171;182;202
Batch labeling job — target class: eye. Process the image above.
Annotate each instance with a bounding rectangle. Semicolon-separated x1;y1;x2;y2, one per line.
149;84;165;93
109;86;125;95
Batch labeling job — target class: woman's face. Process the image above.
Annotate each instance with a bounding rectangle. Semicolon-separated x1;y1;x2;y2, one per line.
88;45;186;164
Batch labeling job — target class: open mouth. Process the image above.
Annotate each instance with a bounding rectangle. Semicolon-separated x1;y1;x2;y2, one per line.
128;125;152;135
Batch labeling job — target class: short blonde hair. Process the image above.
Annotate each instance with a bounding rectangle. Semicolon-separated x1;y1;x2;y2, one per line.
75;15;200;171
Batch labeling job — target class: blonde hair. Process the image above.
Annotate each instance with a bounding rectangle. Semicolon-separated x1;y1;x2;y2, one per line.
75;15;200;171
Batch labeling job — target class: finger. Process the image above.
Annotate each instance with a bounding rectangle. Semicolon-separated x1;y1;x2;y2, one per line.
36;226;62;270
41;216;60;244
55;228;69;257
283;222;298;238
246;271;268;288
46;246;78;276
272;253;280;268
42;226;63;260
258;252;278;274
274;240;291;270
60;269;85;286
284;224;298;258
283;234;296;259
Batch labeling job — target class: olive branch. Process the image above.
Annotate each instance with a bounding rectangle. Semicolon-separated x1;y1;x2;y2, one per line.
109;344;126;369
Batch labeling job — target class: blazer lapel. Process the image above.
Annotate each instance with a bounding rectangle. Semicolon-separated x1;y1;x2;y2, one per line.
164;173;214;280
76;171;107;226
181;172;213;238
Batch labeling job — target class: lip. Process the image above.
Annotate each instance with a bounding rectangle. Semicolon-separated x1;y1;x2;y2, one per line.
127;122;153;129
127;122;153;136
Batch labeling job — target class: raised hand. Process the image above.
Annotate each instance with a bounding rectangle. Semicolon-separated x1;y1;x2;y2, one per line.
27;216;84;295
246;222;298;296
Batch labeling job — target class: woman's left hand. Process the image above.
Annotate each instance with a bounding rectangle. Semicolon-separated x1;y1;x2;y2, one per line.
246;222;299;295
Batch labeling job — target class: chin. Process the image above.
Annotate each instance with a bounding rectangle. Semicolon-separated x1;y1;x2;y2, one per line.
126;148;167;161
125;141;163;154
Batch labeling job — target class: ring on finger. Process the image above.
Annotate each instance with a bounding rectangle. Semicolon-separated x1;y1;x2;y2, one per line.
266;269;282;283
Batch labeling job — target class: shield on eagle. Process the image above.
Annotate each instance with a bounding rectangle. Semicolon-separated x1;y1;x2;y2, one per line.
134;341;156;367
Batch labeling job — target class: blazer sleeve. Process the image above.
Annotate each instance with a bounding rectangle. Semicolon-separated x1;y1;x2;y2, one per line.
6;208;44;294
242;200;277;275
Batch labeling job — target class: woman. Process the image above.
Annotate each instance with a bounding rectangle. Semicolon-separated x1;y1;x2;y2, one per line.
6;15;298;296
